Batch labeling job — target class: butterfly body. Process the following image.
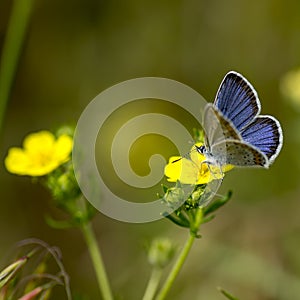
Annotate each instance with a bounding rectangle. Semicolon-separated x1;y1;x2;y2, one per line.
202;71;283;168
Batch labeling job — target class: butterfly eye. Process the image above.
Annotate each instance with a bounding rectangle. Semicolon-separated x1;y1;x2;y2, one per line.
195;145;206;154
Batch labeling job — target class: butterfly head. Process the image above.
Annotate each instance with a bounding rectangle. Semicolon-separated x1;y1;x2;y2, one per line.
195;145;206;155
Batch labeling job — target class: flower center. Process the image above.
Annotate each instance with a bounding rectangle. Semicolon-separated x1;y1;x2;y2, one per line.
30;150;54;167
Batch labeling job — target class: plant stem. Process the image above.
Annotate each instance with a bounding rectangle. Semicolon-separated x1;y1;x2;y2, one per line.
0;0;34;132
142;268;163;300
155;233;195;300
81;222;113;300
156;208;203;300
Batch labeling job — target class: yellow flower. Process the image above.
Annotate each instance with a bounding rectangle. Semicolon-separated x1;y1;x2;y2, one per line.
164;143;233;184
5;131;73;176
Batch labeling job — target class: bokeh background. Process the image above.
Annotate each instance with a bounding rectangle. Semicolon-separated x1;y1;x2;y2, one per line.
1;0;300;299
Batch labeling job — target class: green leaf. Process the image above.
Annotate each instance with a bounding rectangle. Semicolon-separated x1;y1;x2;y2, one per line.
204;190;232;216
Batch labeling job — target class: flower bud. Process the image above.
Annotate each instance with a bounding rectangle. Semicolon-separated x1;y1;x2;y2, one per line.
46;162;81;202
163;186;185;208
148;238;176;268
0;256;28;288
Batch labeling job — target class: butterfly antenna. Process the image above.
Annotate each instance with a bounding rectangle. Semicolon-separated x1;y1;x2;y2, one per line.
171;157;182;163
171;152;189;163
171;146;199;164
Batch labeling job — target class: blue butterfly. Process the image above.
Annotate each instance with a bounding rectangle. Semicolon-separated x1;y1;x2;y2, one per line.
197;71;283;168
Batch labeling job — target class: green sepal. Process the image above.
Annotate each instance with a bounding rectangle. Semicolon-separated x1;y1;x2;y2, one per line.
201;214;215;224
162;212;190;228
161;184;169;194
44;215;74;229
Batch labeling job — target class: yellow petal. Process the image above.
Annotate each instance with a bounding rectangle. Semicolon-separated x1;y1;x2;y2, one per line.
5;148;31;175
24;131;55;154
165;157;199;184
164;157;182;182
53;135;73;163
24;161;61;176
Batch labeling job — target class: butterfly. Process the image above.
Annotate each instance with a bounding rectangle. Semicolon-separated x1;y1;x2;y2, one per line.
197;71;283;168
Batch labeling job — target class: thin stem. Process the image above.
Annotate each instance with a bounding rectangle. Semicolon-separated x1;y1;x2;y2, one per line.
0;0;34;132
81;222;113;300
155;234;195;300
156;208;203;300
142;268;163;300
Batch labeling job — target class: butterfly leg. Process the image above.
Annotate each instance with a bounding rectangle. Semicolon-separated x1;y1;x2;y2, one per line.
200;160;224;180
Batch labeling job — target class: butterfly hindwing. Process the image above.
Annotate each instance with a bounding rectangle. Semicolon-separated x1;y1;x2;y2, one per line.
214;71;261;131
211;140;268;167
240;115;283;163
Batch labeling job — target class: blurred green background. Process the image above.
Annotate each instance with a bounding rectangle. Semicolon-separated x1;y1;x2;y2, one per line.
1;0;300;299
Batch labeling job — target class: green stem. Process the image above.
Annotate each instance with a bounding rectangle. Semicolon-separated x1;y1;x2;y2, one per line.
81;222;113;300
156;208;203;300
0;0;34;132
155;234;195;300
142;268;163;300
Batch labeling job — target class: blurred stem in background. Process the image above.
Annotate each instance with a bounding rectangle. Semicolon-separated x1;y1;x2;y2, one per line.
80;222;114;300
0;0;34;134
142;268;163;300
143;237;176;300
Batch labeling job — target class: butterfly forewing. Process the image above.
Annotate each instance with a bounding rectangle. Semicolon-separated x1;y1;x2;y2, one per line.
214;72;261;131
203;104;241;149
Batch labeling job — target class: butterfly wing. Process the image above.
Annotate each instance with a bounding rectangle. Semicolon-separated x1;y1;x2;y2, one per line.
240;115;283;164
214;71;261;131
203;104;241;149
211;140;268;167
203;71;283;168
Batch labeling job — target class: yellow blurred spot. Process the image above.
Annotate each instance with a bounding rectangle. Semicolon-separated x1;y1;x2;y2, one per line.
280;68;300;110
